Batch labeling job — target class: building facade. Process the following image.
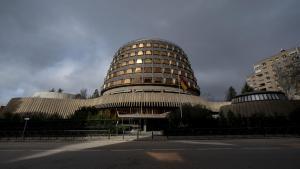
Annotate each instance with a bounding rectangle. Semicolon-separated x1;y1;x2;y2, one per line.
2;38;229;127
247;47;300;99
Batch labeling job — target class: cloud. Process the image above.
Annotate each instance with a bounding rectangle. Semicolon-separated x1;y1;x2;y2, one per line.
0;0;300;104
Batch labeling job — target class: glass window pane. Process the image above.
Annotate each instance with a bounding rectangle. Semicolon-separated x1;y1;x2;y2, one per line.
255;94;260;100
136;58;142;64
137;51;143;55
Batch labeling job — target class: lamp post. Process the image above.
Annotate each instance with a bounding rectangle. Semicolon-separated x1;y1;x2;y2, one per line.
22;117;30;140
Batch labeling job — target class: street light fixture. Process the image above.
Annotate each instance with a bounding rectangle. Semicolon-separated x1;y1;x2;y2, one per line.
22;117;30;140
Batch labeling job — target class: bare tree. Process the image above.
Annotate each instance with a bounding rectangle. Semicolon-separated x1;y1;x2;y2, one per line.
273;52;300;99
80;88;88;99
49;88;55;92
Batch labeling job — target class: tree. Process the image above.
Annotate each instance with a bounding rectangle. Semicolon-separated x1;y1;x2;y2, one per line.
80;88;88;99
241;82;254;94
91;89;100;98
273;52;300;99
57;88;63;93
225;86;237;101
49;88;55;92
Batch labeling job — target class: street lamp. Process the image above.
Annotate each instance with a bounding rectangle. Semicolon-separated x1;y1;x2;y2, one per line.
22;117;30;140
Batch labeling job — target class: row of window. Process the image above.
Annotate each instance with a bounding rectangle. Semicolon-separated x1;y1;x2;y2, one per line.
232;93;287;103
109;58;192;73
113;50;189;65
117;42;184;55
103;77;195;89
106;67;195;81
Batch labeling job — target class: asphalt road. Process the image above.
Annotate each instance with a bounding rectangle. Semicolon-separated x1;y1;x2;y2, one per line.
0;138;299;169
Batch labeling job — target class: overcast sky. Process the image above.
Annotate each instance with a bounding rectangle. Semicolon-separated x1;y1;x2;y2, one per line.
0;0;300;104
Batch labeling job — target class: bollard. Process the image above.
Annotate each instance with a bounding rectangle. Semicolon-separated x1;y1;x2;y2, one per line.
152;131;154;140
122;129;124;140
137;130;139;140
108;129;111;140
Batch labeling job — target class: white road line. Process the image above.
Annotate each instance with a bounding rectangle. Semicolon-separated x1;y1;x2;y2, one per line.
111;149;144;152
151;148;185;151
0;149;25;151
173;140;235;146
197;147;233;151
241;147;282;150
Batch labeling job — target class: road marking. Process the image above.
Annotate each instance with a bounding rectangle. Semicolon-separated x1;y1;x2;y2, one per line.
151;148;185;151
173;140;235;146
241;147;282;150
197;147;233;151
111;148;144;152
0;149;25;151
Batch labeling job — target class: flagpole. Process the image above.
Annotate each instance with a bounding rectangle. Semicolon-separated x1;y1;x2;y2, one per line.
178;70;183;119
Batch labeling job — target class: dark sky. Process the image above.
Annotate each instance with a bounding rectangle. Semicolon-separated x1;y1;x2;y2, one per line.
1;0;300;104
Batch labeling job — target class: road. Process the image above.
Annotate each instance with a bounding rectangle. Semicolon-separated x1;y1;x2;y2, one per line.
0;138;299;169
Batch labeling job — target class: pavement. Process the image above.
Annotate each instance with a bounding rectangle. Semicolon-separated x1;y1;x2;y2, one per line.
0;137;300;169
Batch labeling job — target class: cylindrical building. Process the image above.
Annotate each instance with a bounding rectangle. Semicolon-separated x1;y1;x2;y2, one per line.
101;38;200;96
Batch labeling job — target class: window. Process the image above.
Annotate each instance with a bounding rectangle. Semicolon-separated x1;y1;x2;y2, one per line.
133;77;142;83
258;94;264;100
162;59;169;64
126;69;133;74
144;58;152;64
117;70;124;76
130;52;135;56
144;67;152;73
128;60;135;65
114;80;122;85
153;58;161;64
138;43;144;48
153;50;160;55
124;79;131;84
172;78;177;84
135;67;141;73
153;67;162;73
255;94;260;100
247;96;252;101
144;77;152;83
145;50;152;55
161;51;167;56
132;44;137;49
124;53;129;58
154;77;162;83
136;58;143;64
159;44;166;48
164;68;171;74
153;43;159;48
266;94;272;100
166;78;173;84
178;70;181;75
138;51;143;56
122;62;127;66
146;43;151;47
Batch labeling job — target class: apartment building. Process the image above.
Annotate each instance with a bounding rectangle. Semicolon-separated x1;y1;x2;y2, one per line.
247;47;300;99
